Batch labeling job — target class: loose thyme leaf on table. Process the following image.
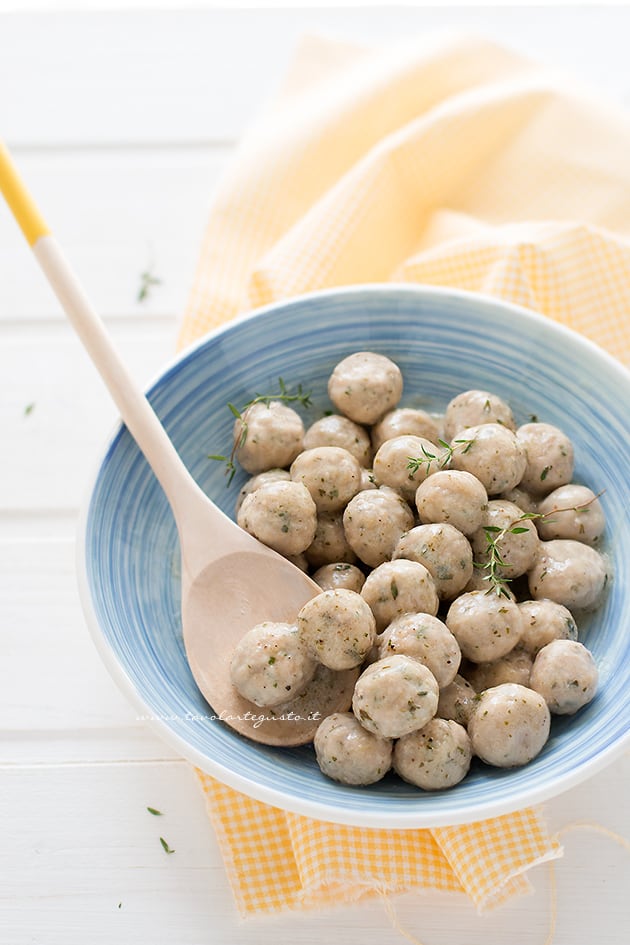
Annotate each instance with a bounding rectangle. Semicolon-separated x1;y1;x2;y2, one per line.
146;806;163;816
209;378;312;485
137;267;162;303
159;836;175;854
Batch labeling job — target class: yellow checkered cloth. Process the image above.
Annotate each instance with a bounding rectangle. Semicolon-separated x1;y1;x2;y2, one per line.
198;774;560;916
180;33;630;917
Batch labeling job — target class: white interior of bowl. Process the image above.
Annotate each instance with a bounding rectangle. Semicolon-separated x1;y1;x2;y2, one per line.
77;285;630;827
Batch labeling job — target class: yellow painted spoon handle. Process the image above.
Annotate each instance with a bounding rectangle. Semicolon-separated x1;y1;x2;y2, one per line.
0;141;50;246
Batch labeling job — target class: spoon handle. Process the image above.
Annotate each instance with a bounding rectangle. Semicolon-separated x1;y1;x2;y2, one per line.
0;141;207;521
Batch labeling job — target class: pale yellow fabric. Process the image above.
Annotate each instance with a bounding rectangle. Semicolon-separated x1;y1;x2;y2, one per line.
181;33;630;918
197;773;560;916
180;33;630;361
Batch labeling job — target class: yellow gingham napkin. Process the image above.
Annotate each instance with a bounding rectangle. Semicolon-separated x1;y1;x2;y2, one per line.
197;774;559;915
179;33;630;917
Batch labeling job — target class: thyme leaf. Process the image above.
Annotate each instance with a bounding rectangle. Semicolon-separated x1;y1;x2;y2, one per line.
476;491;605;595
407;437;475;475
137;268;162;303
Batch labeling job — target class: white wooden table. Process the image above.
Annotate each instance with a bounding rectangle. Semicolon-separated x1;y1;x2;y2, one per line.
1;8;628;944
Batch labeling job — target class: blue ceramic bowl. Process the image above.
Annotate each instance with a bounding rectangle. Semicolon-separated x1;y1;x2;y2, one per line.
78;285;630;827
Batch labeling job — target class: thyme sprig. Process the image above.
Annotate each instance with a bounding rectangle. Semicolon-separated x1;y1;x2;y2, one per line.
137;266;162;303
406;437;475;475
477;492;604;597
209;378;312;484
475;517;538;598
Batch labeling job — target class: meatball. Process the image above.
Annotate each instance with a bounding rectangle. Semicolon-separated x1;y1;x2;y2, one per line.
234;400;304;474
436;674;478;727
286;552;308;572
360;560;439;632
528;540;608;610
230;622;316;707
303;414;372;467
371;407;440;452
314;712;393;785
312;562;366;593
444;389;516;441
415;470;489;537
468;683;551;767
343;488;415;568
361;642;383;667
304;512;357;569
529;640;598;715
359;468;378;491
518;599;578;655
263;663;360;727
394;523;474;599
470;500;539;579
237;480;317;555
377;613;461;688
290;446;362;512
297;589;376;670
394;718;472;789
464;647;533;692
373;435;446;500
352;655;439;738
516;422;574;495
500;486;539;515
328;351;403;425
450;423;527;495
234;468;291;516
446;590;523;663
536;484;605;545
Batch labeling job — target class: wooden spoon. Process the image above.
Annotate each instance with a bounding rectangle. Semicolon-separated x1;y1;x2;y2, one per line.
0;143;357;746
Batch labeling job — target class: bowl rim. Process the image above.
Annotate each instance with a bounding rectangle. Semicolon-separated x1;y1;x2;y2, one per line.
76;282;630;828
